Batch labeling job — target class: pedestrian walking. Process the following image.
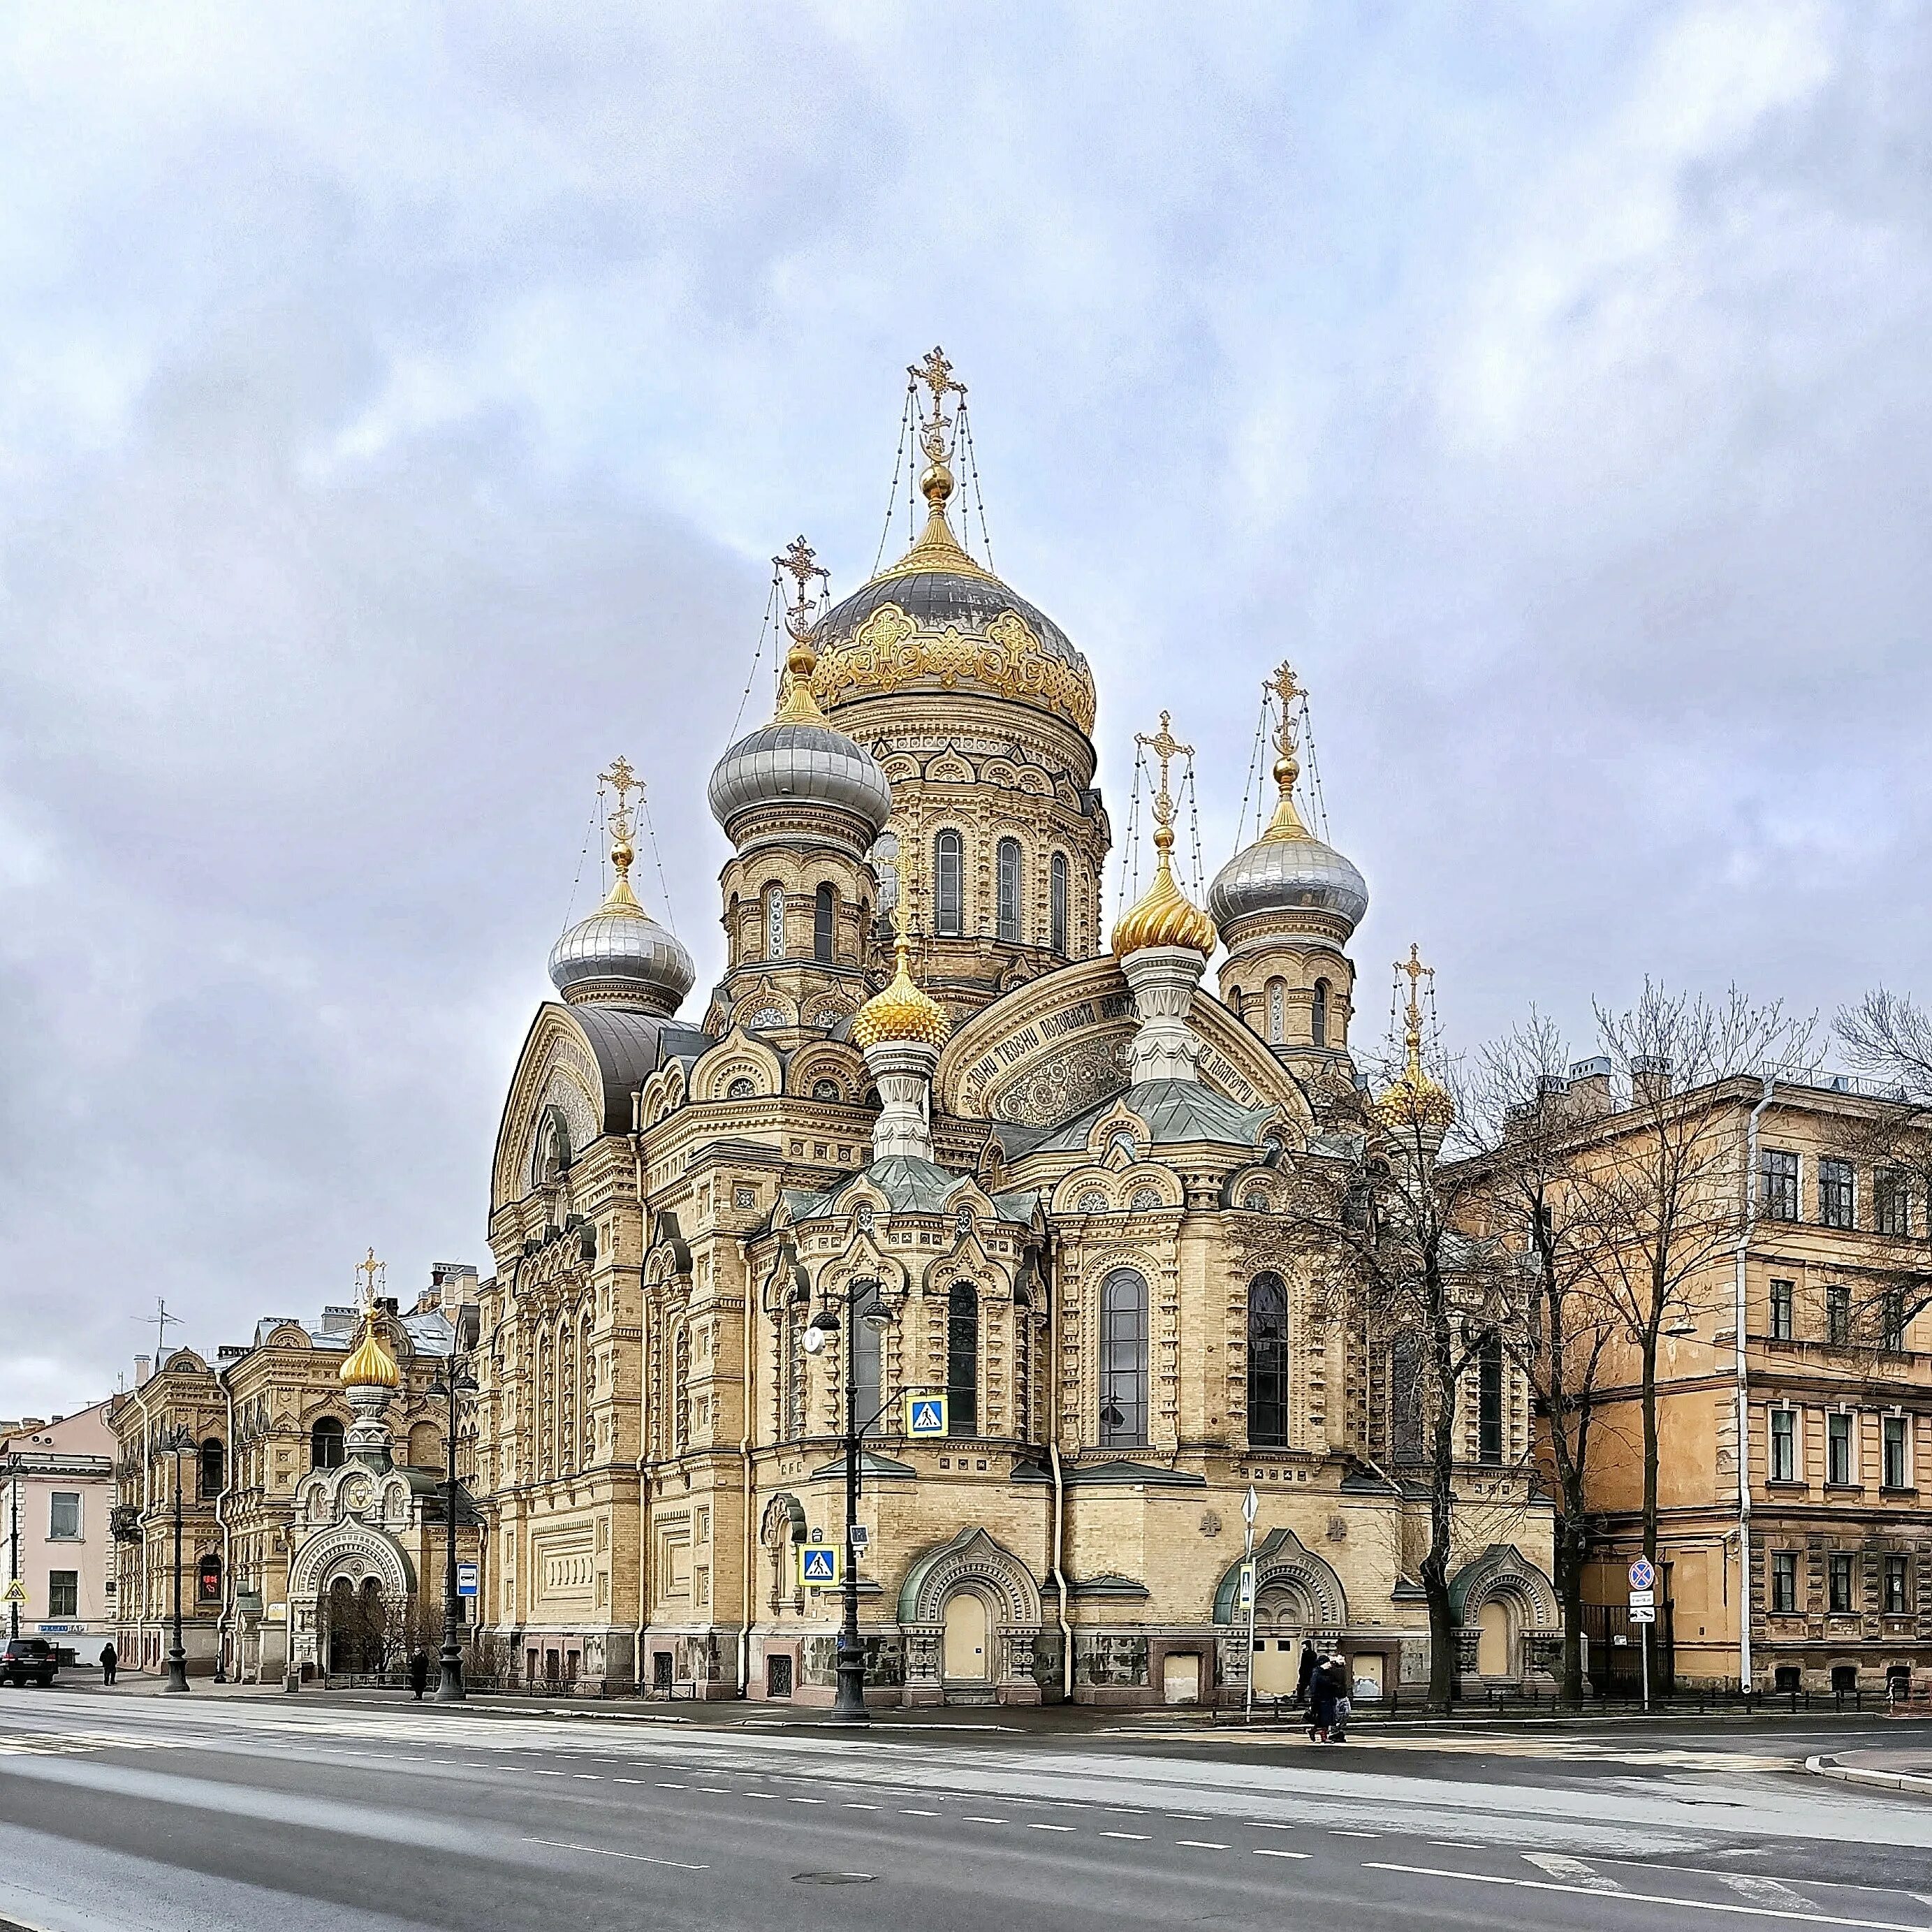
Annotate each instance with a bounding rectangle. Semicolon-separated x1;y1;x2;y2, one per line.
409;1649;430;1701
1324;1654;1352;1743
98;1641;117;1687
1307;1651;1338;1743
1294;1639;1317;1706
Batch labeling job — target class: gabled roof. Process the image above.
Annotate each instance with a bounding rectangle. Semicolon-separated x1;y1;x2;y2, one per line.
570;1006;716;1132
784;1155;1035;1224
1031;1077;1277;1155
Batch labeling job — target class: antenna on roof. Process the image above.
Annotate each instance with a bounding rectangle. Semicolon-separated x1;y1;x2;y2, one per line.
131;1297;181;1363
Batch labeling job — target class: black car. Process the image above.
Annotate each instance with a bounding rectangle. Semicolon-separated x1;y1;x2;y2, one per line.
0;1639;57;1688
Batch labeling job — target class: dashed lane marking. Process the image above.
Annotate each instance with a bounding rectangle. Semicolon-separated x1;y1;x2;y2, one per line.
1102;1832;1150;1841
1177;1840;1231;1850
1025;1822;1075;1833
964;1816;1008;1825
1366;1864;1931;1931
1254;1850;1312;1861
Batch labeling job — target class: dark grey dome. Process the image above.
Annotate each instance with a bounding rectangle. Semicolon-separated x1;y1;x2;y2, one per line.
1208;832;1369;936
819;569;1088;676
548;900;696;1013
707;718;892;842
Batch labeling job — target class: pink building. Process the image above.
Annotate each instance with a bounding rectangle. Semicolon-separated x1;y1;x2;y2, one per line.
1;1403;117;1668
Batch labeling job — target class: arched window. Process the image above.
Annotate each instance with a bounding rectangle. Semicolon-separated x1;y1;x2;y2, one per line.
1050;853;1069;954
309;1417;345;1472
814;884;835;965
1312;978;1330;1048
935;830;963;936
765;886;785;961
1389;1331;1423;1464
947;1282;979;1435
1099;1268;1149;1448
812;1077;842;1102
1266;979;1287;1046
672;1328;691;1456
1246;1275;1290;1448
851;1282;883;1438
1477;1333;1504;1463
1229;986;1244;1023
997;839;1022;944
199;1437;224;1500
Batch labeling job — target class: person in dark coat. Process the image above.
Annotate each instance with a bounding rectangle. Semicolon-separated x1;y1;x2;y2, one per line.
1294;1640;1318;1706
1306;1653;1338;1742
98;1641;117;1687
1324;1654;1353;1742
409;1650;430;1700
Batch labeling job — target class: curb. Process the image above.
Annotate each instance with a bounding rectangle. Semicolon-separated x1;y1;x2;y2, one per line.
1806;1752;1932;1796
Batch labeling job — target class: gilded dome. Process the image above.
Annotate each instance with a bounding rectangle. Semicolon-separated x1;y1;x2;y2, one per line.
810;469;1097;738
1374;1063;1456;1134
339;1317;400;1389
851;926;951;1052
1112;844;1216;958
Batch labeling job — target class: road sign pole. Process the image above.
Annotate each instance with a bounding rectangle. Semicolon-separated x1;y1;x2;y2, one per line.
1640;1620;1650;1713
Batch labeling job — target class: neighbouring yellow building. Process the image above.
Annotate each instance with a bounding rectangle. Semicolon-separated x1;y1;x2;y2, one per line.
471;351;1556;1706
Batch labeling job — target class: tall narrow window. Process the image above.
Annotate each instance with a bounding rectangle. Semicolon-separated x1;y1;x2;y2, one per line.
310;1417;345;1471
47;1493;80;1539
814;884;835;965
1769;1278;1794;1341
853;1284;883;1440
765;886;785;961
1389;1331;1423;1463
1878;1167;1912;1236
1050;853;1068;955
1769;1407;1796;1482
1013;1302;1031;1442
997;839;1022;944
1820;1158;1856;1229
1771;1551;1797;1613
199;1439;224;1500
1311;979;1330;1048
1829;1551;1854;1613
1246;1273;1290;1448
1884;1414;1909;1489
673;1328;690;1455
1759;1149;1800;1222
1887;1553;1910;1613
1266;979;1286;1046
935;831;963;936
1827;1410;1853;1486
1099;1268;1149;1447
785;1304;806;1440
1477;1335;1504;1463
1827;1282;1850;1346
1883;1290;1908;1354
947;1282;979;1435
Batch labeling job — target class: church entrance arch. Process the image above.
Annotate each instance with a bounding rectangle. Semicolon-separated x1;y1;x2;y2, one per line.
941;1589;992;1687
1251;1584;1310;1698
327;1575;386;1675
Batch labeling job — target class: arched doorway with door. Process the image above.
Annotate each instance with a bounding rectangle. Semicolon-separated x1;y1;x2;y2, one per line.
327;1575;387;1675
1212;1529;1348;1708
1250;1583;1315;1699
898;1527;1044;1707
941;1588;993;1691
1449;1544;1559;1690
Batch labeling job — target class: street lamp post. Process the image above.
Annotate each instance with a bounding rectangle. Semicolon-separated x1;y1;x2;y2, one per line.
161;1428;193;1692
6;1456;19;1642
436;1353;478;1704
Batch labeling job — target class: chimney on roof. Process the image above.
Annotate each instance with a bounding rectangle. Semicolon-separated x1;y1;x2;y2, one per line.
1568;1056;1613;1116
1632;1054;1674;1110
135;1354;153;1386
320;1306;356;1339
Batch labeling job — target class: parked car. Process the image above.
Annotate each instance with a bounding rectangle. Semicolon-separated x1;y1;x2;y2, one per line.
0;1639;57;1688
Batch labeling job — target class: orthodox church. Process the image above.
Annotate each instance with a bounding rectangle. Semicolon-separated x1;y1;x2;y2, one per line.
473;351;1556;1705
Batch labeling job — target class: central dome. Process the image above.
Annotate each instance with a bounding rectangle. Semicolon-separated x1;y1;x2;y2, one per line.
810;479;1097;738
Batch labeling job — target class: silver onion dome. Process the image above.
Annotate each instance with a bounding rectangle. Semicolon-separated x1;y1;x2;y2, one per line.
1208;831;1369;936
707;717;893;844
548;898;696;1013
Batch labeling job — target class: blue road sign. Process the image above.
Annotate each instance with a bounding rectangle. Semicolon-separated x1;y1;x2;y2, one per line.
1628;1556;1655;1591
455;1561;478;1597
906;1394;948;1437
798;1544;842;1588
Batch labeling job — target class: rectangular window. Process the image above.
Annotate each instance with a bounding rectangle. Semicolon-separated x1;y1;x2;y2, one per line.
1477;1337;1504;1463
1884;1414;1910;1490
47;1492;80;1540
1769;1279;1794;1341
1759;1149;1800;1222
1820;1158;1857;1229
1769;1407;1796;1483
1771;1551;1798;1613
1883;1291;1908;1354
47;1571;78;1618
1877;1167;1912;1236
1827;1282;1850;1347
1050;853;1068;955
1828;1410;1854;1486
1829;1551;1854;1613
1886;1553;1910;1615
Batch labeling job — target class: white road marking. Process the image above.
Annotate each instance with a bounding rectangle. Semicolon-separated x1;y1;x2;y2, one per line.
1331;1830;1380;1838
1366;1865;1929;1931
1254;1849;1312;1861
788;1797;822;1804
572;1773;601;1780
1244;1822;1296;1832
903;1808;940;1817
524;1836;706;1872
1432;1842;1486;1850
657;1780;685;1788
1177;1840;1230;1850
845;1803;877;1810
1524;1854;1619;1892
1103;1831;1151;1840
1026;1822;1075;1833
965;1815;1008;1824
1725;1877;1820;1912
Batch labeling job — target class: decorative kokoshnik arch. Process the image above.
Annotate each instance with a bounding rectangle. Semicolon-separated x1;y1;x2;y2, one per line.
1448;1544;1558;1629
288;1521;417;1605
1211;1527;1348;1627
897;1527;1042;1628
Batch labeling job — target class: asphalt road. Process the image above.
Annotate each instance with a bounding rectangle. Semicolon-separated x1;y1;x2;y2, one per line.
4;1690;1932;1931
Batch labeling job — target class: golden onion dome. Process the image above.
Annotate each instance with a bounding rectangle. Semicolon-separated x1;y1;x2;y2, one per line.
851;919;950;1052
1373;1064;1456;1134
1112;829;1216;960
339;1316;401;1389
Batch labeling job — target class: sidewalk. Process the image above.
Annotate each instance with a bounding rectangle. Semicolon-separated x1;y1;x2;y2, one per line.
1807;1749;1932;1796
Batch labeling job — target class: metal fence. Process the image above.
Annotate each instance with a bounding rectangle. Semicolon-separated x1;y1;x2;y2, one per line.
1219;1681;1895;1724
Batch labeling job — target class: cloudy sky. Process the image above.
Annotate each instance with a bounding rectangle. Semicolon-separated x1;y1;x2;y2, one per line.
4;2;1928;1417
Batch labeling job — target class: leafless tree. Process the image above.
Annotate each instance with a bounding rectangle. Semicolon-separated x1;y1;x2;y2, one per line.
1571;983;1812;1574
1467;1012;1619;1704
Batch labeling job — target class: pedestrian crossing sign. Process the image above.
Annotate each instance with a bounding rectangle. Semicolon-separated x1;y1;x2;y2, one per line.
798;1544;842;1588
1;1580;26;1607
905;1393;948;1437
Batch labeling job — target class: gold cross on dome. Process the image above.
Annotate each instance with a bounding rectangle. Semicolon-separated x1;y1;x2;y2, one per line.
1396;942;1433;1029
909;345;966;422
599;757;642;814
355;1247;385;1310
775;535;828;606
1136;710;1193;824
1268;662;1303;712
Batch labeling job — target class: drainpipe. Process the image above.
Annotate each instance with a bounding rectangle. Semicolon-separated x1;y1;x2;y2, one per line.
1044;1233;1072;1702
219;1370;237;1679
129;1377;155;1669
1734;1075;1776;1694
632;1124;653;1695
739;1235;757;1700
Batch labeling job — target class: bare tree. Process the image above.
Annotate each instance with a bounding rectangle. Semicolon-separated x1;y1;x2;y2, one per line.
1468;1012;1619;1705
1571;984;1812;1576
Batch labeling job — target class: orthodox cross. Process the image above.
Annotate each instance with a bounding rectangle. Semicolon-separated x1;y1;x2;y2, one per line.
909;345;966;421
1396;942;1433;1051
1268;661;1305;760
1136;709;1192;830
355;1246;386;1314
775;534;830;631
599;756;641;815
